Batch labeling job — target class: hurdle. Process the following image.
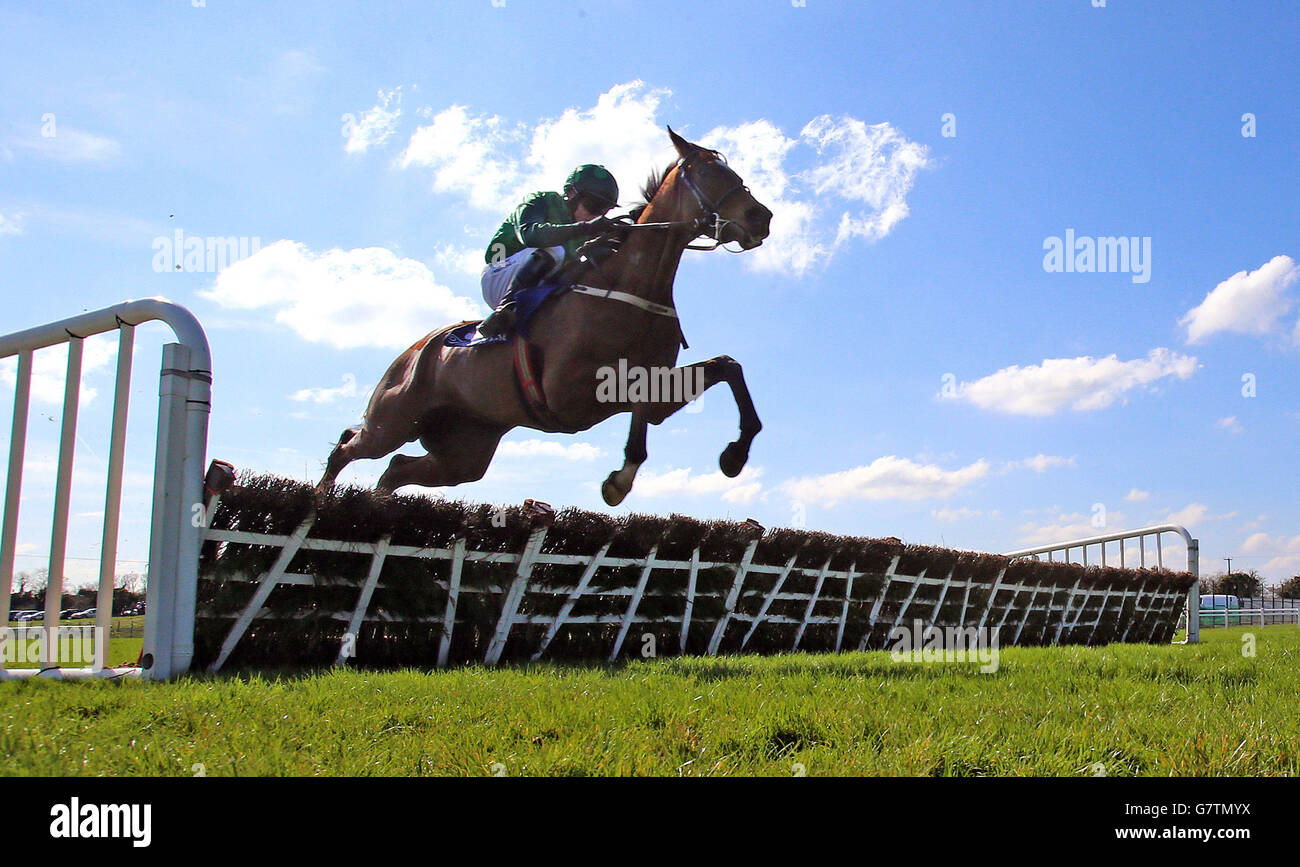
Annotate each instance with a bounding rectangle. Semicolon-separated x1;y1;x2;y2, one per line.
3;300;1203;678
1004;524;1201;644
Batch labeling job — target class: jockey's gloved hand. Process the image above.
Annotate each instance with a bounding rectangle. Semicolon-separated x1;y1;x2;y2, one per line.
577;216;617;239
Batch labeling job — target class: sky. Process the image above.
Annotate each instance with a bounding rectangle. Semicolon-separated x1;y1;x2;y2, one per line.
1;0;1298;590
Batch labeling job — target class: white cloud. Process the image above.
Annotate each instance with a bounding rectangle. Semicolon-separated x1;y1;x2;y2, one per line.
1240;533;1300;578
199;239;484;350
399;82;672;215
344;88;402;154
1216;416;1243;434
431;243;487;277
1124;488;1150;502
1180;255;1298;344
520;81;674;208
290;373;361;404
634;465;763;504
932;506;988;522
0;336;117;404
9;125;121;163
1261;554;1300;577
7;205;165;248
260;49;326;115
1015;512;1110;548
783;456;988;507
799;116;930;244
1002;454;1075;474
701;120;825;275
945;348;1199;416
1241;532;1300;555
401;105;527;212
0;212;22;236
393;81;928;277
1165;502;1208;528
495;439;604;461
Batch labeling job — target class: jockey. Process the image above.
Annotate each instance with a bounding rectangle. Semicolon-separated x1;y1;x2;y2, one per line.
478;164;620;337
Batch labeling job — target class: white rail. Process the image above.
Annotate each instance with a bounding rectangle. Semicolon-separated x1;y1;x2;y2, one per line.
1004;523;1200;644
1198;608;1300;627
0;299;211;680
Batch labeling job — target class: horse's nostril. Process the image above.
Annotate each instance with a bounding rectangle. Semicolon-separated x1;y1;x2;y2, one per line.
746;206;772;237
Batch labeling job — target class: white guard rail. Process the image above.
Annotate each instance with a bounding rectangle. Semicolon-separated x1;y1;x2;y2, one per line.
1004;524;1200;644
0;299;211;679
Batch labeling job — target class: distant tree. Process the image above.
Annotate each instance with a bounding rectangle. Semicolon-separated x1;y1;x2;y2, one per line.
1277;576;1300;599
1217;570;1263;597
115;572;146;594
1199;576;1220;596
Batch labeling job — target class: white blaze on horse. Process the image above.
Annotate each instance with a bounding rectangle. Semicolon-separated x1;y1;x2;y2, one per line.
317;127;772;506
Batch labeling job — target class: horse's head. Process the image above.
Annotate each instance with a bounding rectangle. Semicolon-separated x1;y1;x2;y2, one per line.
663;126;772;250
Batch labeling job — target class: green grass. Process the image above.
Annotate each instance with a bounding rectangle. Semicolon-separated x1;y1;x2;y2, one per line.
1;626;1296;776
4;616;143;670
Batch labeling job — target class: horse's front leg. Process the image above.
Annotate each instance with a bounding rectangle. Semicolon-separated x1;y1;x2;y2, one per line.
601;412;648;507
599;355;761;506
694;355;762;478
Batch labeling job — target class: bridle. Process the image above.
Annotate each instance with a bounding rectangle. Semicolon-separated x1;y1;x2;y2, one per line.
578;152;756;348
612;154;755;251
674;156;753;251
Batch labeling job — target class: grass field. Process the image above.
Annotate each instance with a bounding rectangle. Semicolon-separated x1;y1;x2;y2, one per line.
1;625;1295;776
3;616;144;671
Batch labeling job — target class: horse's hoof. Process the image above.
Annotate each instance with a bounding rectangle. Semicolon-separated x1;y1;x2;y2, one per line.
719;441;749;478
601;474;628;507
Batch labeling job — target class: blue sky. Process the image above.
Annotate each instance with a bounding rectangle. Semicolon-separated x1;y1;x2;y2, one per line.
2;0;1298;589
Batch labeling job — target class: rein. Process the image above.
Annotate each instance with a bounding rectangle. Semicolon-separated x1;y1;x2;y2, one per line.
610;157;752;251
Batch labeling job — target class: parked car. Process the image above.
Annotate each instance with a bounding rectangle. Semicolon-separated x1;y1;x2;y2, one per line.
68;608;96;620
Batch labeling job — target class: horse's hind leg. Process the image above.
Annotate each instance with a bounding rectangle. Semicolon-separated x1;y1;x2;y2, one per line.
317;426;360;491
317;418;414;492
376;414;508;493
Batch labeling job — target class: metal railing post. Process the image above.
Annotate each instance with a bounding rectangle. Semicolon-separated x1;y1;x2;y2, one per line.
0;350;33;641
1186;538;1199;644
44;338;84;665
1;298;212;680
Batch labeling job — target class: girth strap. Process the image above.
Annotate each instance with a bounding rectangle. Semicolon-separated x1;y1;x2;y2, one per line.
512;335;565;432
570;285;677;319
569;285;688;349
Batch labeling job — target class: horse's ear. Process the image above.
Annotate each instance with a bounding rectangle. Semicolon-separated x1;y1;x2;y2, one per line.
667;126;695;159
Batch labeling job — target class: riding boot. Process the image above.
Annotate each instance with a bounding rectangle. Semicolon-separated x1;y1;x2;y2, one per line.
479;248;558;338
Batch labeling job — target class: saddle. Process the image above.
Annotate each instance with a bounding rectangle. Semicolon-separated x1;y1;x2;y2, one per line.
444;236;622;348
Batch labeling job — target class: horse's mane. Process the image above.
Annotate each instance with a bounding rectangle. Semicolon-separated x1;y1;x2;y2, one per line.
628;147;727;221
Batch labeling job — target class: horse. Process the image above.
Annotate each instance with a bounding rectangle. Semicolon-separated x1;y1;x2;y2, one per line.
317;127;773;506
